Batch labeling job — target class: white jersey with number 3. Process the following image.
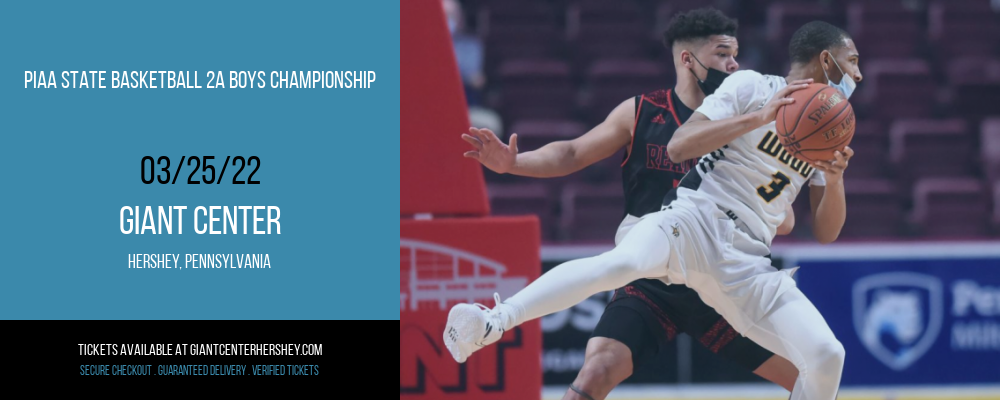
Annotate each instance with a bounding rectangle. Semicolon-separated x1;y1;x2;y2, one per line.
682;70;826;245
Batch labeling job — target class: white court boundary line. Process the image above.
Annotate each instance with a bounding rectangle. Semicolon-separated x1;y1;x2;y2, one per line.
541;241;1000;263
543;383;1000;399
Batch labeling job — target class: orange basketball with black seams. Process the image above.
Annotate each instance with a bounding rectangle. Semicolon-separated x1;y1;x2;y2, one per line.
775;83;855;163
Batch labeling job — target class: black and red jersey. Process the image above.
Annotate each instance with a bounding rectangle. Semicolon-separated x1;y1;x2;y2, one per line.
621;89;697;218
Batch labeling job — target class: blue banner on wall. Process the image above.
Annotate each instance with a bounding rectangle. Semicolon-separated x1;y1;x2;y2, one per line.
796;257;1000;385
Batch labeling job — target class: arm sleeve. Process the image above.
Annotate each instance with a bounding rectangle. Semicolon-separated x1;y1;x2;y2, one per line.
809;169;827;187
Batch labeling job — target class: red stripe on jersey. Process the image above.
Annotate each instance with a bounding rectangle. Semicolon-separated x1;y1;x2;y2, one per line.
622;95;644;167
665;89;682;126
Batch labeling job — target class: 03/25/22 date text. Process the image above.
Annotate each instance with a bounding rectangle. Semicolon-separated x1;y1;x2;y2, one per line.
140;156;260;184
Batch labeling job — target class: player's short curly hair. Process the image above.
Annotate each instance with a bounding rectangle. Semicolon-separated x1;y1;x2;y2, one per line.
788;21;851;64
662;8;738;48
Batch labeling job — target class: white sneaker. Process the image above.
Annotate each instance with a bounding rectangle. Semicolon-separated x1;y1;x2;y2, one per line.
443;293;511;363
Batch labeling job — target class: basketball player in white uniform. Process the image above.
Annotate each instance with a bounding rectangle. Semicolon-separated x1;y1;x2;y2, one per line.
445;21;861;400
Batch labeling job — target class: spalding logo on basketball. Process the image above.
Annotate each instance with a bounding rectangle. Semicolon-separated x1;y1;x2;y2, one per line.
776;83;855;163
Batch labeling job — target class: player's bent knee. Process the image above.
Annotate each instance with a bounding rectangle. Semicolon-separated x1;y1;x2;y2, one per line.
581;350;631;381
811;339;846;374
577;360;614;388
828;340;846;366
573;340;632;397
574;359;626;397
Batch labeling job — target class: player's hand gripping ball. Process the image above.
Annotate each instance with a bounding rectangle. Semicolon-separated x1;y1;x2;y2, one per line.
776;83;855;163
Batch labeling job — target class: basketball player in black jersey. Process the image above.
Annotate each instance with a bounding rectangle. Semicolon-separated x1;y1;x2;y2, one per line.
461;8;797;400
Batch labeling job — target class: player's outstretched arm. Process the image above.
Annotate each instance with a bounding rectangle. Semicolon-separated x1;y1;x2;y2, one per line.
461;99;634;178
809;147;854;244
668;79;813;163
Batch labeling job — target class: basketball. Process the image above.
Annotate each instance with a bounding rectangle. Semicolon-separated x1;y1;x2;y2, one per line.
776;83;855;163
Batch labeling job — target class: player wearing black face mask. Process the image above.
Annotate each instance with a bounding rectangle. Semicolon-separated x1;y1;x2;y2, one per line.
689;53;731;96
456;8;801;400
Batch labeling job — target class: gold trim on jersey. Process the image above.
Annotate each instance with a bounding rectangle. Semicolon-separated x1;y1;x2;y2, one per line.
756;130;814;178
